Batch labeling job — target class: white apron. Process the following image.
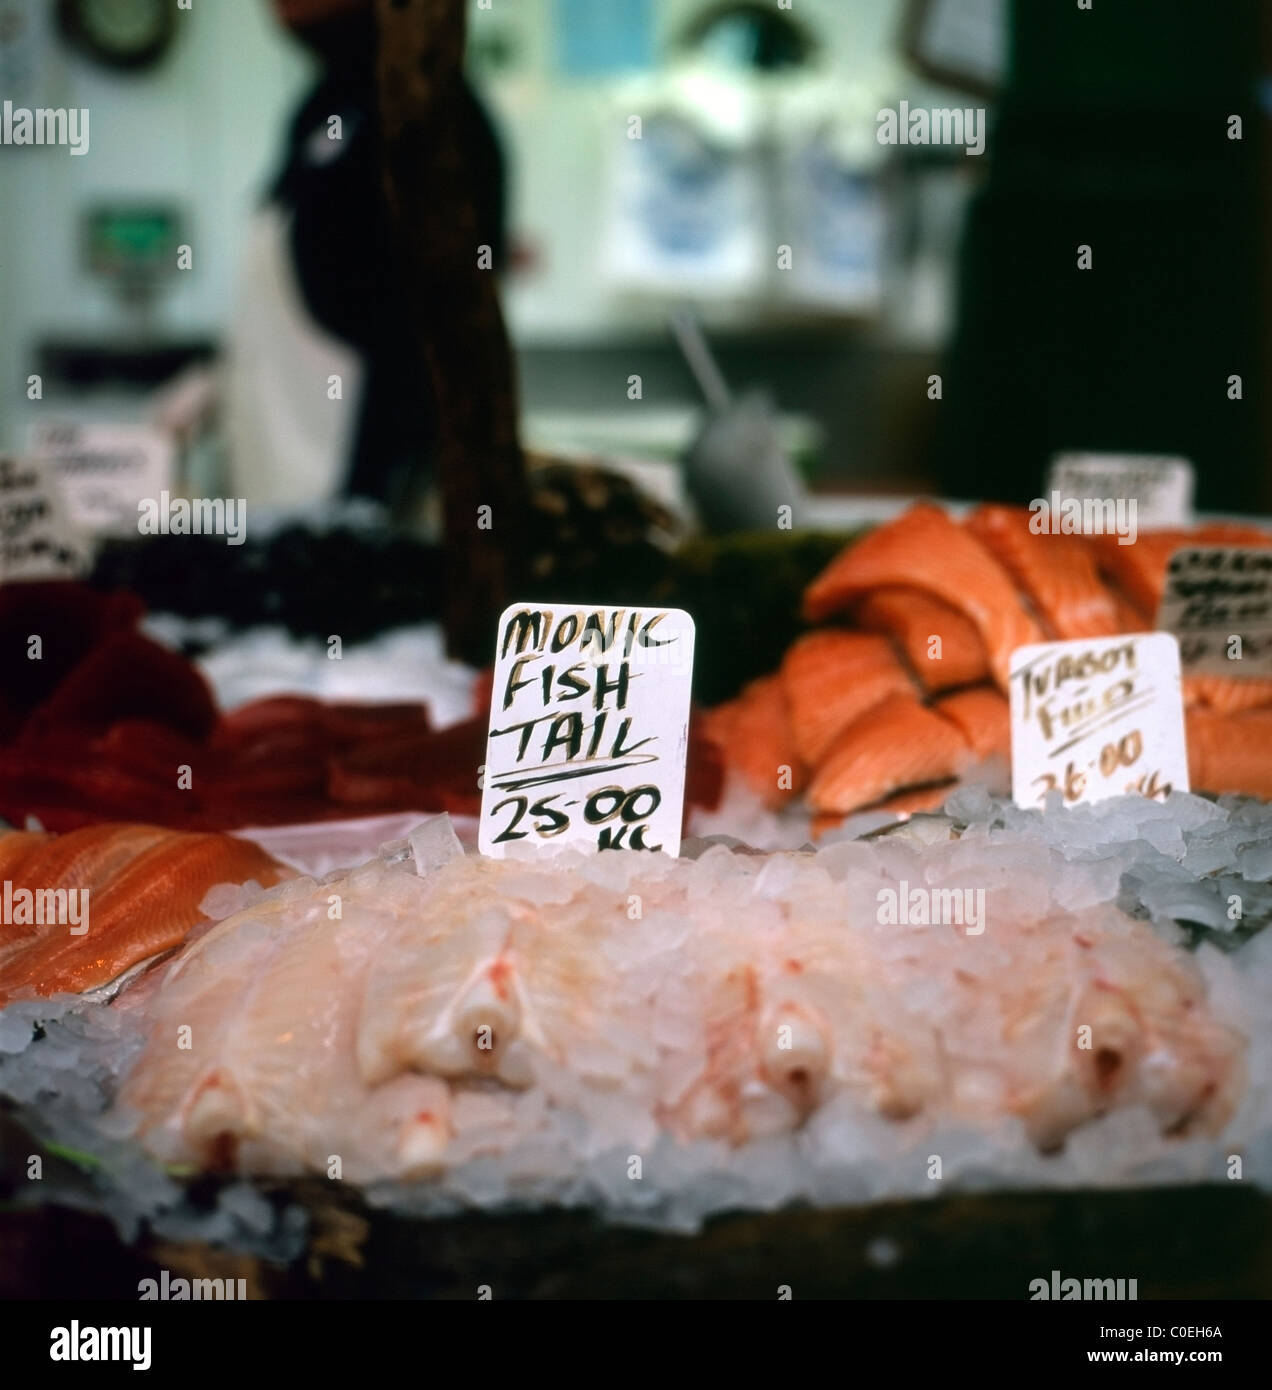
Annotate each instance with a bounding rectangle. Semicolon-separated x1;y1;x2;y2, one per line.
223;204;364;506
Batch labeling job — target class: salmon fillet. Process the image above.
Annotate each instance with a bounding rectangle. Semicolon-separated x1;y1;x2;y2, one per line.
0;823;169;898
1090;531;1193;619
0;824;288;1004
933;686;1011;760
1187;707;1272;799
778;630;914;765
1092;523;1272;619
807;695;972;815
701;675;805;809
1183;675;1272;716
804;504;1042;688
965;504;1125;639
0;824;173;969
854;587;990;692
0;830;52;889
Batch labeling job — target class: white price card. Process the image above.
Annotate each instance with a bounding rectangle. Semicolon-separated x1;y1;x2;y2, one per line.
0;456;90;581
479;603;695;858
1046;453;1194;531
1009;632;1189;808
1156;545;1272;679
29;422;174;536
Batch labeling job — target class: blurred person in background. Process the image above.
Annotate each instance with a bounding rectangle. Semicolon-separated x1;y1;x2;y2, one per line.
182;0;507;512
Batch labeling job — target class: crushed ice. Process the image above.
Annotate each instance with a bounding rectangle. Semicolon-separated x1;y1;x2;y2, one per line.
1;792;1270;1246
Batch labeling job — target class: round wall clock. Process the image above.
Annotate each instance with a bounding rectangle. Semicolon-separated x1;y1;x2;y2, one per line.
58;0;177;72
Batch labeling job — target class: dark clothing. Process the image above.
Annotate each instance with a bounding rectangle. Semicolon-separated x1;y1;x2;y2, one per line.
938;0;1265;513
268;57;507;506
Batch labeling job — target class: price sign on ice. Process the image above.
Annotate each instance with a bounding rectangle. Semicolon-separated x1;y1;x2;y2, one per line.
1009;633;1189;808
479;603;695;858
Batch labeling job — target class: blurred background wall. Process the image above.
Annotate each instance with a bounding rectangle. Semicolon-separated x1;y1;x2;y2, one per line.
0;0;1266;510
0;1;312;432
0;0;975;493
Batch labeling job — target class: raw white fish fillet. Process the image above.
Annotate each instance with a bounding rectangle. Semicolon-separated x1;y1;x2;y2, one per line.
107;816;1247;1183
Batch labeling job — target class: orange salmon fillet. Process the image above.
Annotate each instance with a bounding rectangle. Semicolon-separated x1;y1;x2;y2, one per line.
965;504;1125;639
779;629;914;765
0;824;288;1005
0;831;51;888
0;824;173;969
804;504;1041;688
807;695;971;815
1187;707;1272;799
701;675;805;809
1;824;170;900
932;686;1011;760
1183;675;1272;716
1092;523;1272;619
854;587;990;692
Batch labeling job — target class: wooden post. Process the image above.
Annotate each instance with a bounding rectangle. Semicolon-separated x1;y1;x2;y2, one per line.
375;0;527;662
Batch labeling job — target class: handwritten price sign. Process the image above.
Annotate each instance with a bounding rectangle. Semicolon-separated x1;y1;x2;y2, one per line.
29;422;174;537
1156;546;1272;679
0;456;90;582
1009;633;1189;808
478;603;695;857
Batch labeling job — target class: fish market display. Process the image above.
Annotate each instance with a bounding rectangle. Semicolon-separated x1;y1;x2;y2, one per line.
0;582;463;829
0;580;725;830
94;809;1253;1186
5;507;1272;1251
705;503;1272;822
94;521;850;714
0;791;1268;1237
0;824;287;1005
805;503;1044;684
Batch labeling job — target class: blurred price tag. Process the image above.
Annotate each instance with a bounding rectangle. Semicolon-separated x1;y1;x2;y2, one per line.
1009;632;1189;807
1047;453;1194;531
29;421;173;536
479;603;695;858
0;456;91;581
1157;545;1272;678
